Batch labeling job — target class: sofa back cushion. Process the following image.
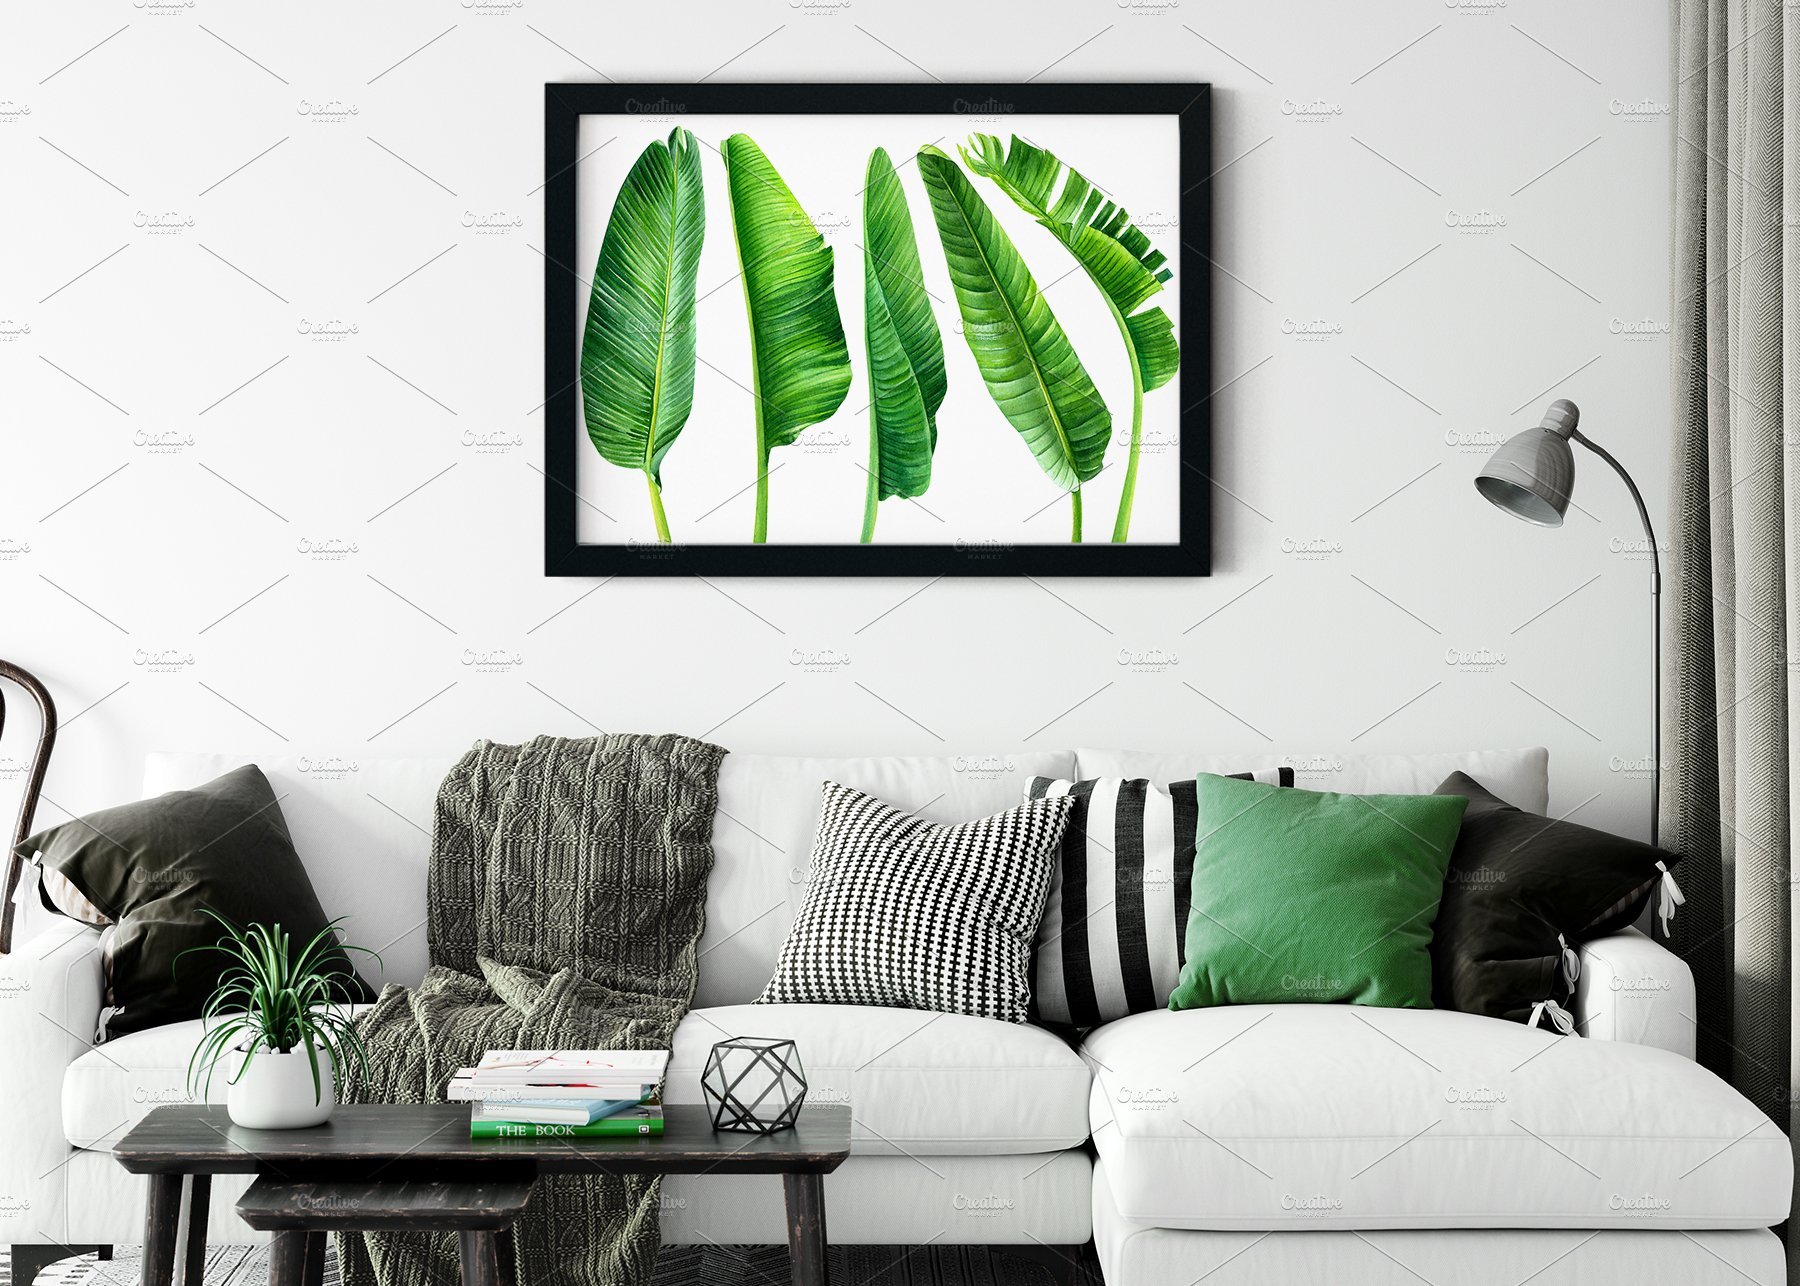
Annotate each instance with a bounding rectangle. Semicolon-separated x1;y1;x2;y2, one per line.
1074;747;1549;814
142;747;1547;1006
143;750;1074;1004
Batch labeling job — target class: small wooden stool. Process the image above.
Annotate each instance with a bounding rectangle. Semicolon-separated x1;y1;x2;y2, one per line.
236;1177;535;1286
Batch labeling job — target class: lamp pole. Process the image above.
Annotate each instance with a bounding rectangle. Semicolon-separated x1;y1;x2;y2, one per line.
1569;429;1661;848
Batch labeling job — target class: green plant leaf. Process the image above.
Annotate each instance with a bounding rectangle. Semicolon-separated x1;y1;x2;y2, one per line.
580;127;706;543
860;146;946;543
182;911;377;1101
917;145;1110;541
721;133;853;543
960;134;1179;542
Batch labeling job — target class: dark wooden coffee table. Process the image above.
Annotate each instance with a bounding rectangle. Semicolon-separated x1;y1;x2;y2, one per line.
113;1104;852;1286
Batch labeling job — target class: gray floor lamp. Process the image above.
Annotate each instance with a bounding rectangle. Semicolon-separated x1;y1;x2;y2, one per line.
1472;398;1661;846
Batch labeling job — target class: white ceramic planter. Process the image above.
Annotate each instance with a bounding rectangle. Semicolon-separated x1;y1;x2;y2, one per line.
226;1046;336;1129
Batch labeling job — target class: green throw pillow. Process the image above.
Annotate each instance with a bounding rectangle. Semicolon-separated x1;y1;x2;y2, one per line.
1168;774;1468;1011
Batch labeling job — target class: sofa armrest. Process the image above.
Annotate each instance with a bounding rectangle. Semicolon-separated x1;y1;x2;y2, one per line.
1573;927;1695;1059
0;924;105;1238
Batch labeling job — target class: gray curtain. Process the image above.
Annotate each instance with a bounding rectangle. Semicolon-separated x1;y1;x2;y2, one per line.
1666;0;1799;1260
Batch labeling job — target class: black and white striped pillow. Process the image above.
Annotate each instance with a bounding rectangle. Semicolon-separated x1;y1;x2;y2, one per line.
759;781;1075;1022
1026;770;1294;1026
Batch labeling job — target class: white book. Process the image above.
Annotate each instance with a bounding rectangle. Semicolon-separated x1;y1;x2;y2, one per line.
447;1077;657;1104
466;1050;669;1086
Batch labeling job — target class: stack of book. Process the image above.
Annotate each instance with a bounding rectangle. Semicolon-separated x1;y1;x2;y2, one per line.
451;1050;668;1138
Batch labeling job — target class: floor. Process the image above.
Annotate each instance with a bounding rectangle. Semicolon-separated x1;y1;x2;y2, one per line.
1;1242;1099;1286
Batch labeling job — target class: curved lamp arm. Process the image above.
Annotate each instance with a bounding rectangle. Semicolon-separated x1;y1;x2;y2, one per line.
1571;429;1661;847
0;661;57;955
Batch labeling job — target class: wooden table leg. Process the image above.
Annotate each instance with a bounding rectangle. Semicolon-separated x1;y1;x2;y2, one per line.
781;1173;828;1286
491;1228;517;1286
300;1233;326;1286
266;1233;307;1286
177;1175;210;1286
457;1231;500;1286
141;1175;183;1286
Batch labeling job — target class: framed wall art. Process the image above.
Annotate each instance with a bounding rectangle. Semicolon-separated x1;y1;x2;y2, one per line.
543;82;1210;576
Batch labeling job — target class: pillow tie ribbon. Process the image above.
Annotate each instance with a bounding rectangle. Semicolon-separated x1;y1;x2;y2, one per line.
1557;934;1581;989
1529;999;1577;1036
1655;861;1685;935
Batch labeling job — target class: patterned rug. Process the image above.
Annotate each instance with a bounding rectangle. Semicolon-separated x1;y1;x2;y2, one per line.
1;1242;1095;1286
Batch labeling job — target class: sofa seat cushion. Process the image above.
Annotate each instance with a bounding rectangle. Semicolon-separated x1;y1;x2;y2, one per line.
66;1015;203;1149
667;1004;1090;1155
1084;1005;1792;1230
65;1002;1091;1157
63;1007;381;1151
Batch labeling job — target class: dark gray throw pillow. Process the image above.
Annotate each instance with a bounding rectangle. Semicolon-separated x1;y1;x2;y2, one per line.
18;764;372;1036
1429;771;1680;1026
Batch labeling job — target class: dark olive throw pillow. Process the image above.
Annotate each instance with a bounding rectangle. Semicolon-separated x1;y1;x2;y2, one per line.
1429;771;1680;1025
19;764;371;1036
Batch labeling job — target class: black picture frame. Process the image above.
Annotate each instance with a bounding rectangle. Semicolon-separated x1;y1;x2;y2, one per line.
543;81;1211;577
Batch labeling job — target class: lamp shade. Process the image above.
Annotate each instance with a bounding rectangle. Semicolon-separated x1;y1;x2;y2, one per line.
1474;399;1579;527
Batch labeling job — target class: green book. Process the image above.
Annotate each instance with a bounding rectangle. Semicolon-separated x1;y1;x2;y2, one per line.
470;1108;663;1139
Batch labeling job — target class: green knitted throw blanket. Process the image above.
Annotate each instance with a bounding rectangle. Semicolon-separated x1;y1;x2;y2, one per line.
338;733;726;1286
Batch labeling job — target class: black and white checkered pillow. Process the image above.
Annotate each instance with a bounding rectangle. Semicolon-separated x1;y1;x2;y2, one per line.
758;781;1076;1023
1026;770;1294;1026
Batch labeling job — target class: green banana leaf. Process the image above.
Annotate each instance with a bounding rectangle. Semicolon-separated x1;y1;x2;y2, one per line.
961;133;1179;543
860;146;947;543
580;127;706;543
721;133;852;543
917;145;1111;542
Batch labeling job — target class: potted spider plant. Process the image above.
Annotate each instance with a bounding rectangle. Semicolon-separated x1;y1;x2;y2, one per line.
183;911;376;1129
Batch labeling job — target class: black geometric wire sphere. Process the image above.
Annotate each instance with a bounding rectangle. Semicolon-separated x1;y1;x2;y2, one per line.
701;1037;808;1134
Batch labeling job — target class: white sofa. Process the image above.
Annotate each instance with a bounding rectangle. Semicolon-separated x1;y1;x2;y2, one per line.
1;746;1790;1286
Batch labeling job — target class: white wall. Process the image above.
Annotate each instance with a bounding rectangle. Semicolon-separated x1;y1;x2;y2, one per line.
1;0;1672;908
